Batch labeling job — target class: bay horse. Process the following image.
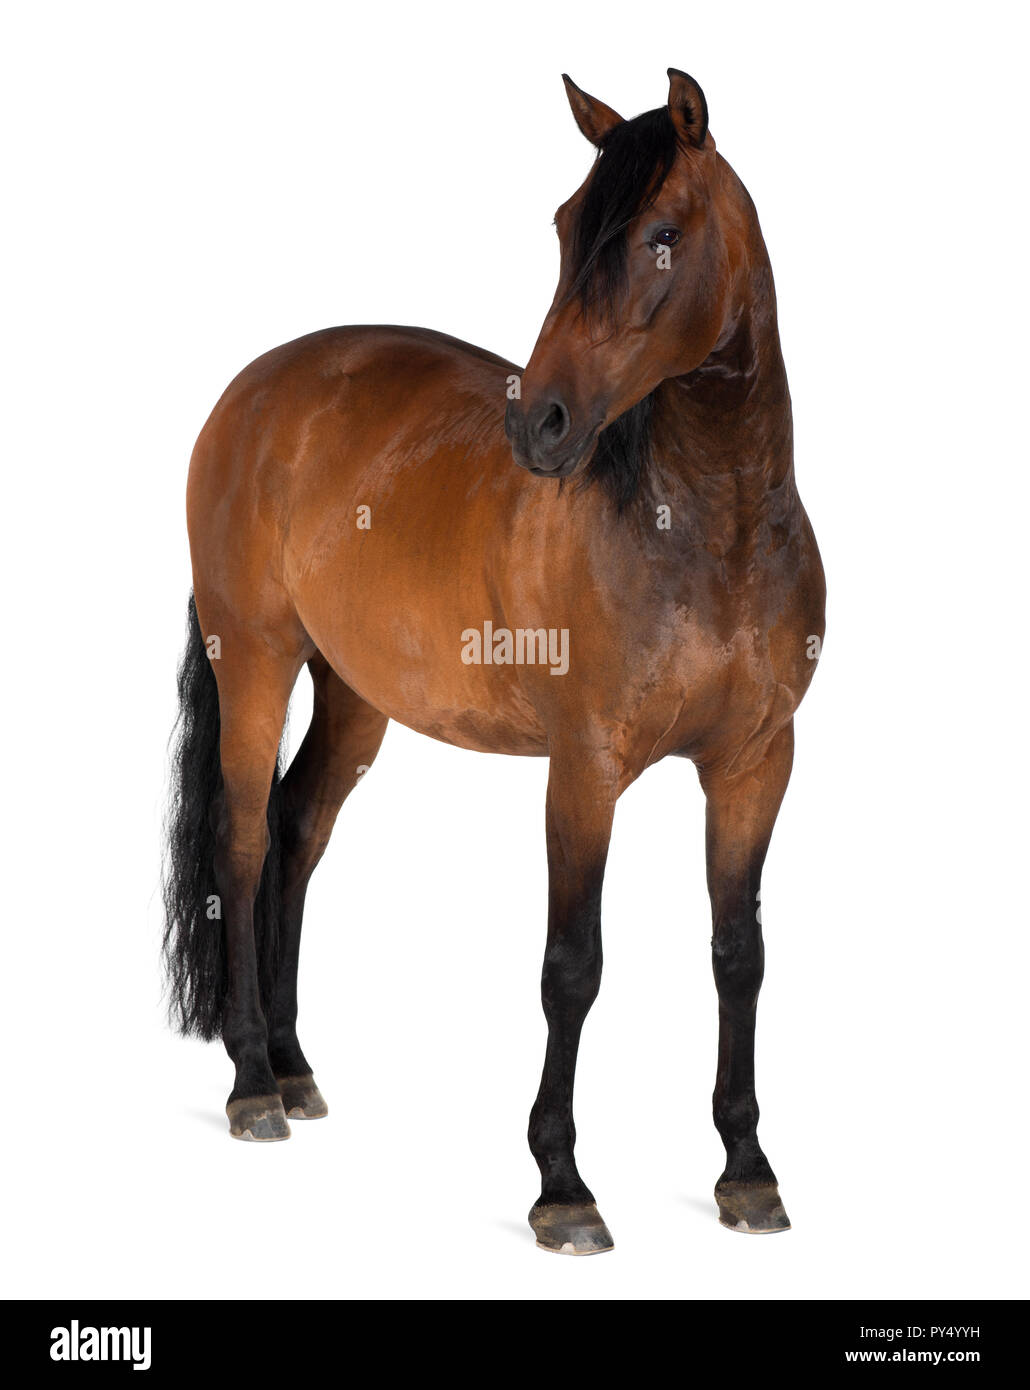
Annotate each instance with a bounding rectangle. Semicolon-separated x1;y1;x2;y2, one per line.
164;69;825;1254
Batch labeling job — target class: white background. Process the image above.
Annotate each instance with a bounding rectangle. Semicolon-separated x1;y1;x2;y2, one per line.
3;0;1027;1300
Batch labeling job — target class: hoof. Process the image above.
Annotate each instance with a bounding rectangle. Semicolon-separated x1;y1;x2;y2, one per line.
276;1073;328;1119
226;1094;291;1142
715;1180;791;1233
529;1202;615;1255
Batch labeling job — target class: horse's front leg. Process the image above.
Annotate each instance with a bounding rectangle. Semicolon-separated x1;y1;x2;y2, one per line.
702;721;795;1233
527;746;619;1255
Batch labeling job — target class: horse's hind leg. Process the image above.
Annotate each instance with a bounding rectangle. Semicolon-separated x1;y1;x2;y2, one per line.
206;620;309;1141
702;721;795;1233
268;655;389;1118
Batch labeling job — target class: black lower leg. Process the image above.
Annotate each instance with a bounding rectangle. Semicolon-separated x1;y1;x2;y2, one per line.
262;666;389;1120
264;871;328;1119
526;754;618;1255
528;888;603;1207
215;824;289;1141
266;880;313;1080
214;814;280;1106
702;724;795;1231
711;884;775;1186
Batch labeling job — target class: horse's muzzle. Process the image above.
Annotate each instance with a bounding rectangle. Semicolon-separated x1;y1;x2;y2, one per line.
505;399;600;478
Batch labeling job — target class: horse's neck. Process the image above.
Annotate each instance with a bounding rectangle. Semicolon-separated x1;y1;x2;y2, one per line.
650;271;797;544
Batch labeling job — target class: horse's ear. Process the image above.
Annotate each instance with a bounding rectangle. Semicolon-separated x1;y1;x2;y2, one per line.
562;74;623;148
667;68;711;150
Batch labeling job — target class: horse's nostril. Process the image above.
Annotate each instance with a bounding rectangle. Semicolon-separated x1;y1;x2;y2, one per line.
536;401;570;447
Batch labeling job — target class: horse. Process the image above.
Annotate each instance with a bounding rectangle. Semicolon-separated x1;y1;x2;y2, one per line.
163;68;825;1255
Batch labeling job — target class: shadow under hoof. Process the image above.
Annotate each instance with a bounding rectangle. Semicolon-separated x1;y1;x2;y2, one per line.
529;1202;615;1255
226;1094;291;1142
715;1180;791;1233
276;1073;329;1119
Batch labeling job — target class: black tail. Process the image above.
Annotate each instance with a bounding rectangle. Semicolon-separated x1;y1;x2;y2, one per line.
162;593;286;1040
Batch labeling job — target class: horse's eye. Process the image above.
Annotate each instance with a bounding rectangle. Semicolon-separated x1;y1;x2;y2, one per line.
650;227;680;249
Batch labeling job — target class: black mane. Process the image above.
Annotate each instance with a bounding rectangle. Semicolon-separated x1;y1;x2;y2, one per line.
566;107;677;511
567;105;679;322
578;391;657;512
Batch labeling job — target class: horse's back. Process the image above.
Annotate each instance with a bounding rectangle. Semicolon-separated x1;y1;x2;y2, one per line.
198;323;515;434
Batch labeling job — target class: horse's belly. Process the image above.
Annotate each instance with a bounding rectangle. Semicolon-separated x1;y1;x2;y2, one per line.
313;641;549;755
289;561;550;755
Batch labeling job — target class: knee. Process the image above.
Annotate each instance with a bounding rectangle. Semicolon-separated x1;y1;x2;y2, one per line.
541;938;602;1018
711;920;764;1004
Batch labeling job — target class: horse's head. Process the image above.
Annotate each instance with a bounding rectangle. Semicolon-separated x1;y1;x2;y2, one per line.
506;70;751;492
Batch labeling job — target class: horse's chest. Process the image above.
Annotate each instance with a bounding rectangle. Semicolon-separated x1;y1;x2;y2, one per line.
625;564;816;765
